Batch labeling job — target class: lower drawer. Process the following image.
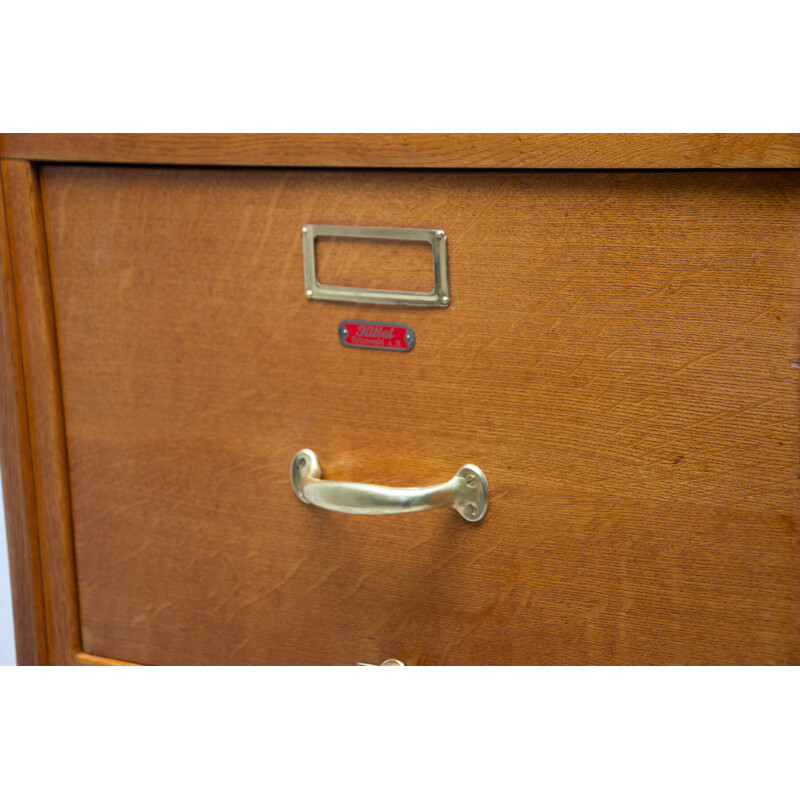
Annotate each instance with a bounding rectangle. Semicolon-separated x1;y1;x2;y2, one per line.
40;165;800;664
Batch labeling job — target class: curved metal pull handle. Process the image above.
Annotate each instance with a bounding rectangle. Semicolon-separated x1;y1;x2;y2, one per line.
290;449;488;522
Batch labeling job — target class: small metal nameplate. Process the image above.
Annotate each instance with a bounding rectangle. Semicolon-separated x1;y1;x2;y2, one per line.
339;320;415;352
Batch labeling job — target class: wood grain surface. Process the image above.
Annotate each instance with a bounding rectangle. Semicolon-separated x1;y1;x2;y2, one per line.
40;166;800;665
2;161;80;664
3;133;800;169
0;165;48;664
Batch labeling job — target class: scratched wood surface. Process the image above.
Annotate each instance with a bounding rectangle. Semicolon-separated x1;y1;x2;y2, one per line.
4;133;800;169
40;167;800;665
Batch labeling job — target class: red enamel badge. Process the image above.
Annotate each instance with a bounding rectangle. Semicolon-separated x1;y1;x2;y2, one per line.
339;320;415;352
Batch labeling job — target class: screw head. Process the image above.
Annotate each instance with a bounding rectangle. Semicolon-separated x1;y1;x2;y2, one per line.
297;456;307;468
442;296;449;305
302;226;308;234
306;289;313;298
465;473;477;488
436;230;445;239
465;503;478;518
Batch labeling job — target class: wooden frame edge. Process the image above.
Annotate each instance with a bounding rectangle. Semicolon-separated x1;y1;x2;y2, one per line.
0;163;49;665
1;133;799;169
1;159;81;665
75;651;140;666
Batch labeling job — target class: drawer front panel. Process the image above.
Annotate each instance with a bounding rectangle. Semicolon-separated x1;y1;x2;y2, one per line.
41;167;800;664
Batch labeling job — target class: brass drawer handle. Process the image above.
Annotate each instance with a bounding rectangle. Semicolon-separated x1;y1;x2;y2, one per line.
290;449;488;522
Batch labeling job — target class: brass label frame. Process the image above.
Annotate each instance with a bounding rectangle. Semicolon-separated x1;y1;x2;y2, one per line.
301;224;450;307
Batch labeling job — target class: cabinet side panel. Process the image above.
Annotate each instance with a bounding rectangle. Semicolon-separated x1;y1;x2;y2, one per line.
0;163;48;665
1;161;79;665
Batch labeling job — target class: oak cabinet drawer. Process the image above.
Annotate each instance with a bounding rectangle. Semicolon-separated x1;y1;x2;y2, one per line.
3;139;799;665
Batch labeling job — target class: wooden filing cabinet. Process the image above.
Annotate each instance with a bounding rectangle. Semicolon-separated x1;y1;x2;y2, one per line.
1;134;798;665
